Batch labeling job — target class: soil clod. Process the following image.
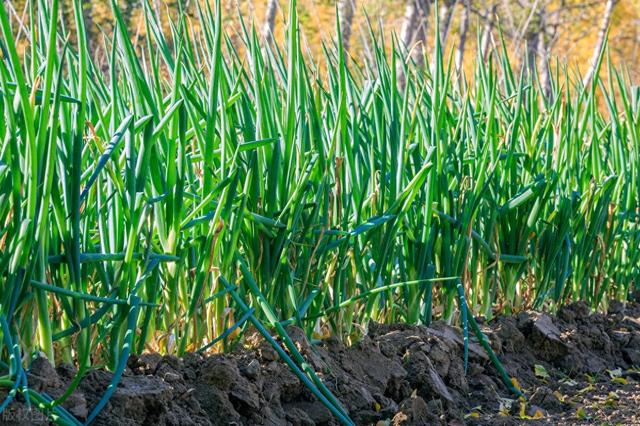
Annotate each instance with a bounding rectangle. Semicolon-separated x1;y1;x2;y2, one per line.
8;301;640;425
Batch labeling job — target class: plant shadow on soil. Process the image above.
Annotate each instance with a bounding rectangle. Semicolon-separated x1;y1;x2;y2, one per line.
3;300;640;426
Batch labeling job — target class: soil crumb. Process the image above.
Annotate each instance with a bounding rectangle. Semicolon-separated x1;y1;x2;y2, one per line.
4;301;640;425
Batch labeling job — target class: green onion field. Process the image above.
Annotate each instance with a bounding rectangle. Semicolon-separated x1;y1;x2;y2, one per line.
0;0;639;424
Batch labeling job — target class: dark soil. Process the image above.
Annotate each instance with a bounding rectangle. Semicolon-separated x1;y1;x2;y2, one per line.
3;301;640;425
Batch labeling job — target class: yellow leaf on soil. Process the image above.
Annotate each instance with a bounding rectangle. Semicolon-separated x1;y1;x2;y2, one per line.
578;384;595;394
612;377;628;385
519;402;527;418
553;390;567;403
511;377;522;391
576;407;589;420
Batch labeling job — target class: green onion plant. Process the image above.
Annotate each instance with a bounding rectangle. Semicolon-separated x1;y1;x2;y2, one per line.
0;0;637;423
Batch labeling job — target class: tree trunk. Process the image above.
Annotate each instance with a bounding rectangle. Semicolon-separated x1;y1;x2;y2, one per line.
397;0;430;88
83;1;94;53
480;3;497;60
152;0;161;18
439;0;456;47
399;1;419;49
583;0;617;87
412;2;429;69
338;0;356;51
524;24;540;82
455;0;470;71
399;0;430;65
537;8;551;100
263;0;279;44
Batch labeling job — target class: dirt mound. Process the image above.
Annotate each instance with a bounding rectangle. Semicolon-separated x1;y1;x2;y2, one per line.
4;301;640;425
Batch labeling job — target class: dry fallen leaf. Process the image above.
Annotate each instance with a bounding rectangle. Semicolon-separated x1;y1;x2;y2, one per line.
511;377;522;392
612;377;628;385
532;409;545;419
534;364;550;380
576;406;590;420
578;384;595;394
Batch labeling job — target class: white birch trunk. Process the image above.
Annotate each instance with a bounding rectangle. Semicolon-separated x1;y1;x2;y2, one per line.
439;0;456;47
583;0;616;87
538;9;551;100
481;3;497;60
398;0;430;88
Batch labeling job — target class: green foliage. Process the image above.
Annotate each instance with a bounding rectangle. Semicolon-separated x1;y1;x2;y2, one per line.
0;0;637;423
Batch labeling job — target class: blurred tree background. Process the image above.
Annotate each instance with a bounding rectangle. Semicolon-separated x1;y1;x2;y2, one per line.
5;0;639;82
